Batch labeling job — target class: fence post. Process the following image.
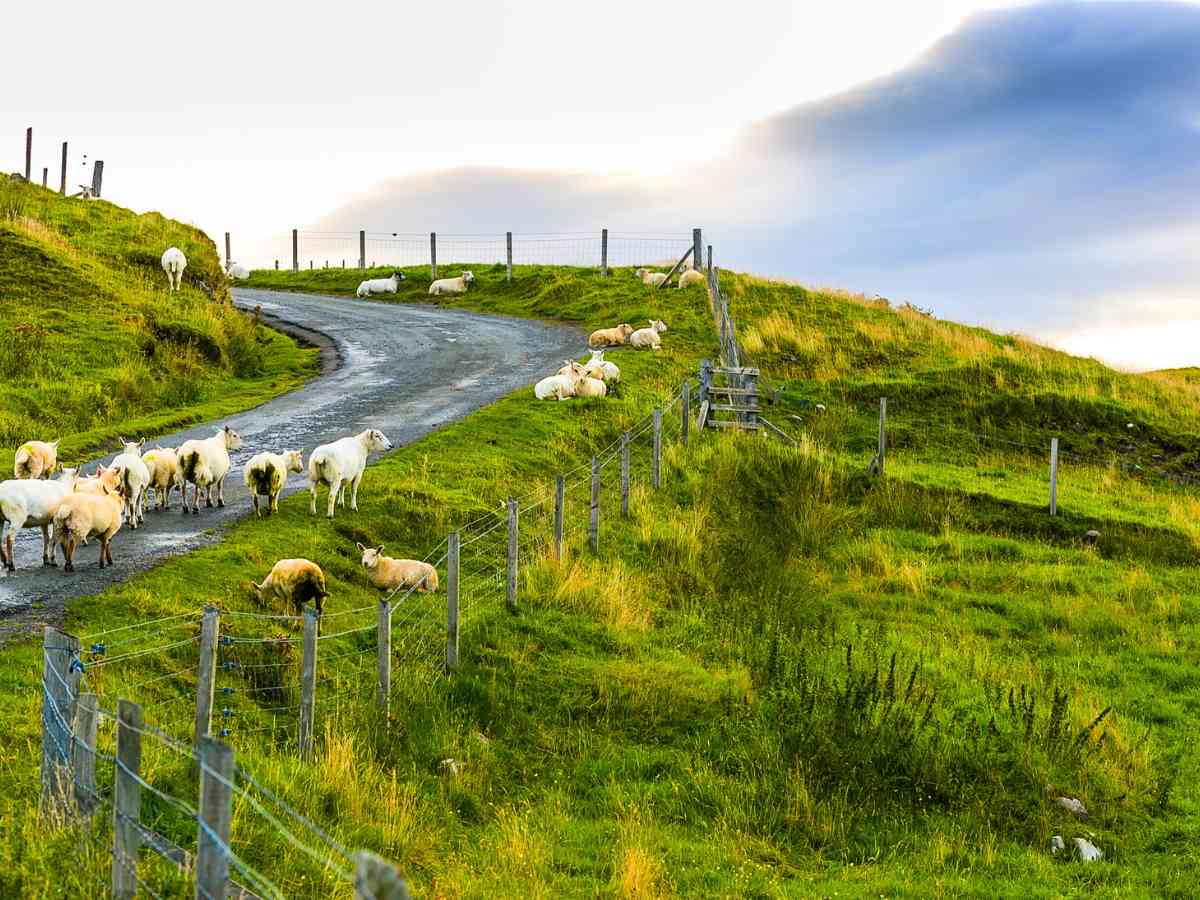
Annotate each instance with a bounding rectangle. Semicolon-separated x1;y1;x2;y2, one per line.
506;231;513;282
877;398;887;476
621;432;631;517
554;476;565;561
506;498;518;611
224;232;231;269
196;736;235;900
355;850;412;899
72;692;98;815
24;126;32;181
446;532;459;671
589;457;600;552
652;410;662;489
275;259;279;270
41;166;47;188
601;228;608;277
377;596;391;715
195;605;219;745
60;140;68;194
707;244;713;275
430;231;437;280
298;608;318;759
41;625;79;813
91;160;103;199
292;229;299;272
693;228;702;272
112;699;142;900
681;380;690;447
1049;438;1059;516
359;230;366;269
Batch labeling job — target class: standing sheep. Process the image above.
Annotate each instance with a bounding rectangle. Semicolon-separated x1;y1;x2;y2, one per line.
112;438;151;528
308;429;392;519
244;449;304;517
0;468;79;570
52;482;125;572
177;425;243;514
252;559;329;617
142;447;182;511
587;324;633;349
161;247;187;291
629;319;668;350
357;271;406;297
429;271;475;296
14;440;59;480
356;543;438;593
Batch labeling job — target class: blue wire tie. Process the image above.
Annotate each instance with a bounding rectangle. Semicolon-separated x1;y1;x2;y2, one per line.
219;728;230;738
221;708;234;718
90;643;106;655
69;658;85;674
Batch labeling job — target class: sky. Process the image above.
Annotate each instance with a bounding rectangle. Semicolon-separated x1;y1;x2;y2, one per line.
4;0;1198;370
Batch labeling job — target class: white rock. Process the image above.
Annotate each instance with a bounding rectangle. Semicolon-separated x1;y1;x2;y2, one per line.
1074;838;1103;862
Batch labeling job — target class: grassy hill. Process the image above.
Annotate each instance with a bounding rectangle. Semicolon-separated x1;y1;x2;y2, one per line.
1;263;1198;897
0;179;316;469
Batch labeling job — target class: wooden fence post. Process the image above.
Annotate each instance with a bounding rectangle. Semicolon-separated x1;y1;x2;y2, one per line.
112;699;142;900
195;605;219;744
41;166;47;188
24;126;32;181
506;498;518;611
877;398;887;476
72;692;99;815
707;244;713;275
292;229;299;272
430;232;437;280
377;596;391;714
41;626;79;812
1049;438;1059;516
621;432;631;517
60;141;68;194
697;359;713;431
589;457;600;552
446;532;459;671
693;228;702;272
224;232;231;269
554;476;565;561
355;850;412;899
91;160;103;199
359;230;366;269
275;259;279;270
652;410;663;489
506;231;513;282
196;736;235;900
681;380;690;447
298;608;318;759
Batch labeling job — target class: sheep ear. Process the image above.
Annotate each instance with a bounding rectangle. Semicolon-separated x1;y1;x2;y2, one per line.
356;542;366;552
377;545;385;555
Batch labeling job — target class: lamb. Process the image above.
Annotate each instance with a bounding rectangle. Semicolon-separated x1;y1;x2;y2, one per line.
356;271;406;298
0;468;78;570
587;324;634;349
678;268;706;289
429;271;475;296
585;349;620;384
629;319;668;350
161;247;187;291
535;361;586;401
357;543;438;594
14;440;59;479
227;262;250;280
111;438;151;528
176;425;243;515
252;558;329;617
52;482;125;572
244;449;304;517
142;447;182;511
308;429;392;519
635;268;668;287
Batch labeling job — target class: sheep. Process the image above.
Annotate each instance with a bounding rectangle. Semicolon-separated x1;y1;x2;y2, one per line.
52;482;125;572
252;558;329;618
244;449;304;517
585;349;620;384
678;268;706;289
356;271;406;298
0;468;79;570
635;268;668;287
74;464;125;496
575;375;607;398
429;271;475;296
142;447;182;511
628;319;668;350
587;323;634;349
112;438;151;528
356;543;438;594
161;247;187;291
227;262;250;280
308;429;392;519
14;440;59;480
535;361;586;401
177;425;243;515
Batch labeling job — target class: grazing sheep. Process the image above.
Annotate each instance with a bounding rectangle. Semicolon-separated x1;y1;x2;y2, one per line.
308;429;392;519
244;449;304;517
629;319;668;350
142;447;182;511
587;323;634;349
429;271;475;296
177;425;243;515
252;558;329;617
52;483;125;572
112;438;151;529
0;468;79;570
585;349;620;384
635;268;668;287
14;440;59;480
161;247;187;291
227;262;250;280
356;271;406;297
535;361;586;401
678;268;706;289
356;543;438;593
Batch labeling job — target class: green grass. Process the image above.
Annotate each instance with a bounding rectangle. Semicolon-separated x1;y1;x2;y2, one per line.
2;262;1199;897
0;179;316;469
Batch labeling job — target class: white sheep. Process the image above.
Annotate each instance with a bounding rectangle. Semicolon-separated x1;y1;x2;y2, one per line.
0;468;79;570
13;440;59;480
635;268;668;287
357;543;439;593
252;559;329;618
575;376;607;398
142;447;182;511
356;271;406;298
629;319;668;350
227;262;250;280
678;268;706;289
176;425;243;514
308;429;393;519
244;449;304;517
53;482;125;572
535;361;586;401
111;439;152;529
587;324;633;349
161;247;187;291
585;349;620;384
429;271;475;296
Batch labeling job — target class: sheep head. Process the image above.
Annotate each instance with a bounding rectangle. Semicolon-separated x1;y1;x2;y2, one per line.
619;324;634;338
282;450;304;473
221;425;244;450
357;542;385;569
462;271;475;283
651;319;668;333
362;429;393;453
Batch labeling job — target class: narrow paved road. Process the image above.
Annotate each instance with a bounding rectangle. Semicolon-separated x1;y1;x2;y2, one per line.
0;289;581;624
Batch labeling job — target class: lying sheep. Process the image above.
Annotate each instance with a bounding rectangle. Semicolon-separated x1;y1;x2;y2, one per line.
536;361;586;401
587;323;633;349
575;375;607;398
629;319;668;350
227;262;250;280
161;247;187;291
357;271;406;298
177;425;243;514
585;349;620;384
308;429;392;519
14;440;59;480
142;447;182;511
357;543;438;594
252;558;329;617
112;438;151;529
53;481;125;572
244;449;304;517
429;271;475;296
0;468;79;570
635;268;668;287
678;268;706;289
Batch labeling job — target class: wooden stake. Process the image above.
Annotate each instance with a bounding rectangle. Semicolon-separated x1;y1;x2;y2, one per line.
298;608;317;759
112;699;142;900
194;606;219;744
72;692;98;815
359;230;366;269
707;244;713;275
224;232;231;269
652;410;663;489
292;229;299;272
91;160;103;198
554;476;565;561
621;432;631;517
24;126;32;181
877;398;887;476
60;141;68;194
506;498;518;611
196;736;235;900
693;228;703;274
1049;437;1059;516
41;166;47;188
506;231;513;282
589;456;600;552
377;596;391;714
601;228;608;277
446;532;460;671
41;626;79;812
430;231;437;280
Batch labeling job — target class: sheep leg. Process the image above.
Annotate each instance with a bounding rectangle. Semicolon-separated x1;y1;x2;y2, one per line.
3;531;13;572
350;474;362;512
216;477;226;508
326;478;341;519
251;493;260;517
204;484;214;508
309;482;318;516
62;535;75;573
103;532;115;566
269;491;279;515
41;523;54;566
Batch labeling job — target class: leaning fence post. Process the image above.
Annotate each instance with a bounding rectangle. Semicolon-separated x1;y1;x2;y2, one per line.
359;229;366;269
506;231;513;282
589;456;600;552
377;596;391;715
446;532;460;671
112;699;142;900
652;410;663;489
506;498;518;611
298;608;318;759
72;692;98;815
196;736;235;900
195;605;219;744
877;398;887;476
60;140;68;194
292;229;299;272
681;380;690;447
355;850;412;899
430;231;438;280
1049;438;1059;516
553;476;565;561
601;228;609;277
41;625;79;813
621;432;631;517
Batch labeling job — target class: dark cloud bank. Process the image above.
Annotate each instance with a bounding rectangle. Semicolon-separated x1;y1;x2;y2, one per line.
315;2;1200;346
